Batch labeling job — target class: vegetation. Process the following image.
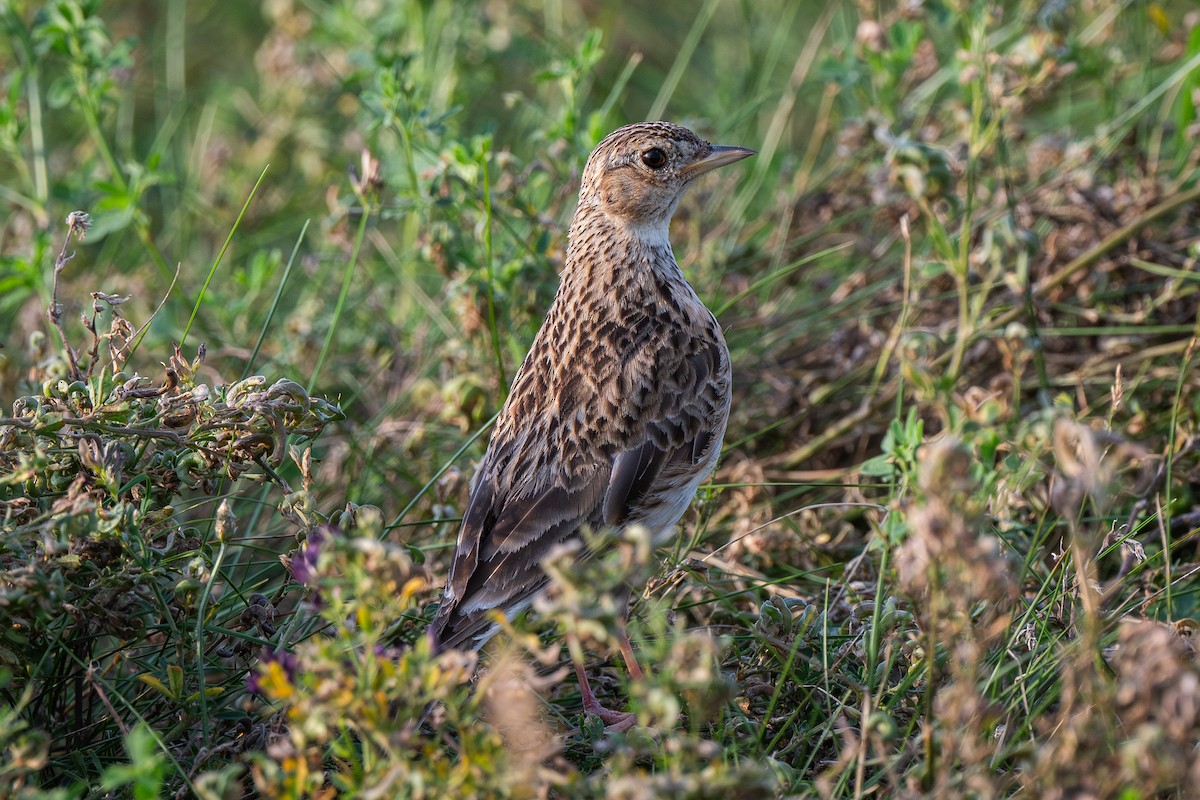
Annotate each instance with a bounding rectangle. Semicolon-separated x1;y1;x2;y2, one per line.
3;0;1200;796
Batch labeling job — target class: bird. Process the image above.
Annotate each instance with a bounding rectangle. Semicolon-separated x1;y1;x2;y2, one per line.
430;121;754;729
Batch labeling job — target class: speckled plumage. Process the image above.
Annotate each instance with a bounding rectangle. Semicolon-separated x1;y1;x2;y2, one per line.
431;122;754;654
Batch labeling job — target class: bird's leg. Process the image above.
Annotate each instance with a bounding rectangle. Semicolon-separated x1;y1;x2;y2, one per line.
567;632;636;731
616;624;644;680
574;661;636;732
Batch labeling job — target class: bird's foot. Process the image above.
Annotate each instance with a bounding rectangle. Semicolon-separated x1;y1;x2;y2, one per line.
576;662;637;732
582;697;637;733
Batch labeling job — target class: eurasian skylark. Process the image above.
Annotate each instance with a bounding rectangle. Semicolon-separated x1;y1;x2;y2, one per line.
431;121;754;727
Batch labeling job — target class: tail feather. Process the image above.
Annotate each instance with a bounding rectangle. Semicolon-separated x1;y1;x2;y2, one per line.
427;592;539;654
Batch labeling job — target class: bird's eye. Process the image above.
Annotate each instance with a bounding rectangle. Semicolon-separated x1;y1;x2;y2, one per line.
641;148;668;169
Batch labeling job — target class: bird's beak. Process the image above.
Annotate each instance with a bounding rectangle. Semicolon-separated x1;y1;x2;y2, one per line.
681;144;756;178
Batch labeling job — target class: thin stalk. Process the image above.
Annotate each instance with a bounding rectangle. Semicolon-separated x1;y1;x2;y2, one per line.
243;220;308;379
194;530;229;750
1162;323;1199;616
386;411;499;534
596;52;643;126
181;165;269;347
76;75;125;189
25;47;48;209
480;137;507;390
647;0;721;120
948;23;986;380
309;205;369;393
713;243;851;317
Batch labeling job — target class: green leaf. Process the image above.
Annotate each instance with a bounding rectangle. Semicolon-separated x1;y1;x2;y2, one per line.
859;453;895;477
100;723;168;800
184;686;226;705
167;664;184;700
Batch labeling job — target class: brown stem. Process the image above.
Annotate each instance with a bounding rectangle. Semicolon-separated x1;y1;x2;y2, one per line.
48;212;92;381
778;185;1200;469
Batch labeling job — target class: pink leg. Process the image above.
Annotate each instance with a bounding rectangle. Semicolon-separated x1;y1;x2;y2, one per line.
616;626;644;680
574;661;636;732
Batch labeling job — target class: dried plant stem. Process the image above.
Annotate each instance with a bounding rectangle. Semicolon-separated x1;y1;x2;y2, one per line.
780;184;1200;469
48;215;87;381
85;663;130;737
996;182;1200;328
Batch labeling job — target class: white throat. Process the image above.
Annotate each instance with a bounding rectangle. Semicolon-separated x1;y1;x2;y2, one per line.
618;216;672;252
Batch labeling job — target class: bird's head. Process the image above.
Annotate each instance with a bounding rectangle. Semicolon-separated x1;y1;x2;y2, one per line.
578;121;755;230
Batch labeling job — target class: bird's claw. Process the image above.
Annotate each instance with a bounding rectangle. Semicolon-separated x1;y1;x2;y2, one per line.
587;704;637;732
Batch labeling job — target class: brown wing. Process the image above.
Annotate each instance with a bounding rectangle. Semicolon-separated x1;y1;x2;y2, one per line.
430;334;726;653
429;462;610;651
603;339;725;527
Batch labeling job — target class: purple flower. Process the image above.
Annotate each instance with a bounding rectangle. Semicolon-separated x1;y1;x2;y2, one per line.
373;643;405;661
288;525;333;586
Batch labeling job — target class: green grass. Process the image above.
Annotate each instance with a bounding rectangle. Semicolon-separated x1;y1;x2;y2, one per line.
3;0;1200;797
